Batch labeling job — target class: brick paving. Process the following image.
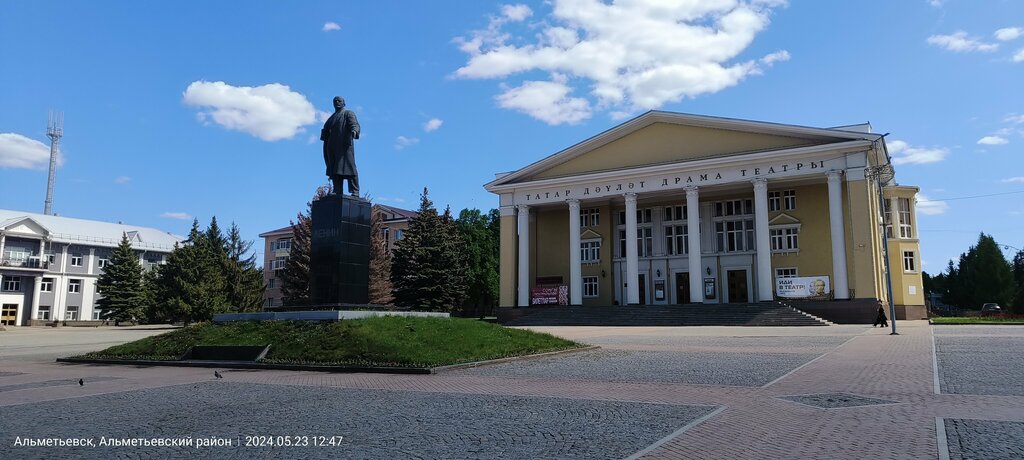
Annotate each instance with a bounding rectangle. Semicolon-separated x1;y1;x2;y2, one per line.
0;322;1022;458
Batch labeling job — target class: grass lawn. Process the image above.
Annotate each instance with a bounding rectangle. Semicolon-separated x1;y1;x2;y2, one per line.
930;317;1024;325
78;316;581;368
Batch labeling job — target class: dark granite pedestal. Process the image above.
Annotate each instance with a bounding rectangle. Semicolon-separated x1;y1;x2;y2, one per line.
310;194;371;305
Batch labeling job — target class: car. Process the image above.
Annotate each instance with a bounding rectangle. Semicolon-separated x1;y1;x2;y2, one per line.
980;303;1003;317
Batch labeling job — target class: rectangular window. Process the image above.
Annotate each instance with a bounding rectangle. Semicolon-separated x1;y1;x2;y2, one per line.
98;258;110;269
716;220;756;253
65;306;79;320
46;254;55;265
272;238;293;251
92;309;103;320
768;191;781;212
775;268;798;279
663;205;687;222
2;277;21;292
395;229;403;241
903;251;916;272
783;190;796;210
68;279;82;293
769;227;800;252
271;257;287;271
41;278;54;292
580;240;601;263
583;276;599;297
70;254;83;266
382;228;390;246
267;298;274;307
898;198;912;238
637;227;653;257
6;249;29;262
714;199;754;217
268;278;276;289
580;208;600;227
665;224;688;255
38;305;51;320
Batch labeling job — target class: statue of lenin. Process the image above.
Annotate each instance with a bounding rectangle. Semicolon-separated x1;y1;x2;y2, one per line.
321;96;361;195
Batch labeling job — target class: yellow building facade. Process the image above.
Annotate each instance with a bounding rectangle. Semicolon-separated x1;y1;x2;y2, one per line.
485;112;926;321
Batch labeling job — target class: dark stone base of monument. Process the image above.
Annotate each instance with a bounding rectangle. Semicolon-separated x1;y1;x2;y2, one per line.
310;194;371;305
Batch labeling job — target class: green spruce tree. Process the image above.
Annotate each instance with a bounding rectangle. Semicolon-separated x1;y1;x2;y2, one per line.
280;185;331;306
153;219;229;323
95;233;145;324
391;188;469;311
368;209;395;305
1012;250;1024;313
225;222;265;311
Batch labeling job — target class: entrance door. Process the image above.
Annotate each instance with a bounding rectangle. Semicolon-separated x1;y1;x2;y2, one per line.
675;272;690;304
1;304;17;326
726;270;749;303
638;274;647;305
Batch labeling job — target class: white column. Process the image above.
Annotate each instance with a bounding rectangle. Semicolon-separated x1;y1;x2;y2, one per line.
752;178;773;302
87;248;95;275
516;205;530;307
685;186;702;304
30;276;42;325
889;195;901;239
567;199;582;305
0;234;6;262
38;240;45;267
624;193;639;304
827;171;850;300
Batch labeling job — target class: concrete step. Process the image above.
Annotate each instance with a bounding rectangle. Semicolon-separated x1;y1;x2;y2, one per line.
504;303;831;327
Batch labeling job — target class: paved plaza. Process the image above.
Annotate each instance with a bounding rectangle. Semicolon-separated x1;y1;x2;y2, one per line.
1;322;1023;459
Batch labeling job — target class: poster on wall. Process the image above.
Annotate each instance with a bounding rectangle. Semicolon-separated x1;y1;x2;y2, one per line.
531;285;569;305
776;276;831;298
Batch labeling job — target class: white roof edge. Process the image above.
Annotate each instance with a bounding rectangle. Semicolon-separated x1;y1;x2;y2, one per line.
0;209;183;251
484;111;884;190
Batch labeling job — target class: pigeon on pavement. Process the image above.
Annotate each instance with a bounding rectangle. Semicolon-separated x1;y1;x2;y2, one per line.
78;379;83;386
214;371;223;379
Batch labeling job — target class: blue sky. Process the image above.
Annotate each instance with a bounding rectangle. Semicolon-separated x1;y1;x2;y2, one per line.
1;1;1022;270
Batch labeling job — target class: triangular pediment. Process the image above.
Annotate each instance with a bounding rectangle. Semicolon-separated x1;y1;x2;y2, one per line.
0;216;50;237
487;111;878;189
580;229;602;240
769;213;800;225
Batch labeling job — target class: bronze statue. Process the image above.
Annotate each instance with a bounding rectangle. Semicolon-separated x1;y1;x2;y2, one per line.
321;96;361;195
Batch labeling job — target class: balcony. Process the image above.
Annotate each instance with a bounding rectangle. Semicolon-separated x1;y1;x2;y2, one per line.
0;257;49;270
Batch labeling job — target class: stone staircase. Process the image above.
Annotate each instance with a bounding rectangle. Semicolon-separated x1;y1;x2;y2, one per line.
503;303;831;327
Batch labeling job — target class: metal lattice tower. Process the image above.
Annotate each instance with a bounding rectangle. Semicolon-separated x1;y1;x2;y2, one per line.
44;111;63;215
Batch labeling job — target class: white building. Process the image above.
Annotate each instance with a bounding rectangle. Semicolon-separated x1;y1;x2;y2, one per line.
0;209;182;326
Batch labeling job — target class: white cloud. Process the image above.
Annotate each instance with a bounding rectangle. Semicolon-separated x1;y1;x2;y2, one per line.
114;176;131;184
916;194;949;215
376;196;407;203
1007;114;1024;124
977;135;1009;145
501;4;533;22
495;79;591;125
323;22;341;32
994;27;1023;41
928;0;943;7
394;136;420;150
1014;48;1024;62
423;118;444;132
454;0;788;124
0;133;57;169
183;81;317;141
888;140;949;165
1003;177;1024;184
927;31;999;52
160;212;193;220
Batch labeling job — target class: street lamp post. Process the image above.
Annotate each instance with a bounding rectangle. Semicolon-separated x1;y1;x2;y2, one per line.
867;163;899;335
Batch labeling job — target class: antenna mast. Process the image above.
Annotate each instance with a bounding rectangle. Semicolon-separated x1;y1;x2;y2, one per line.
44;111;63;215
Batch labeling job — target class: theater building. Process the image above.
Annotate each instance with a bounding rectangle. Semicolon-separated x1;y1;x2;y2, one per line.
485;111;925;320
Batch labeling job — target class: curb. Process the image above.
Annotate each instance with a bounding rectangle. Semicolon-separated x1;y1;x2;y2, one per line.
55;357;432;375
55;346;598;375
432;345;599;372
928;321;1024;326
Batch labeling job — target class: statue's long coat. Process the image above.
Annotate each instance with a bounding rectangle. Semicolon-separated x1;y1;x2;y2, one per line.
321;109;360;179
